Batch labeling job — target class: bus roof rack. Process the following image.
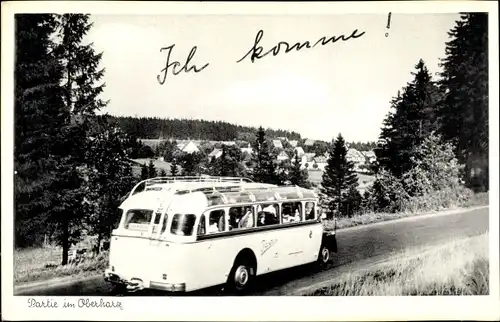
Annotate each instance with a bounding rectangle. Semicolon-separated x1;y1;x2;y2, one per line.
128;176;255;197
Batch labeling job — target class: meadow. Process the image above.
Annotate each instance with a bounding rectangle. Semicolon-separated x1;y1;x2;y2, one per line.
307;232;489;296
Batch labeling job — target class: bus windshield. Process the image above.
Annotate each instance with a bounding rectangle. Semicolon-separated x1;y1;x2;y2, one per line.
169;213;197;236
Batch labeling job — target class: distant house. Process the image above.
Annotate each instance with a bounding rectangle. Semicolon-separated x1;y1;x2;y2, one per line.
304;139;315;146
362;150;376;163
209;140;236;146
300;153;316;169
277;151;289;161
208;148;223;159
313;156;328;170
276;136;288;141
240;143;253;155
294;146;305;157
346;148;365;171
177;140;200;154
289;140;298;147
272;140;283;149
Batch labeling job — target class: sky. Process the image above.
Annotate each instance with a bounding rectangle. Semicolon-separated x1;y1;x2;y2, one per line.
87;13;461;142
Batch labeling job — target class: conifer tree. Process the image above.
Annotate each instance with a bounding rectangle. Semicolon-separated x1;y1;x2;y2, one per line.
140;163;148;180
147;160;157;178
170;158;179;177
289;151;309;187
50;14;110;264
437;13;489;191
375;59;441;177
320;133;359;216
14;14;65;247
252;127;279;184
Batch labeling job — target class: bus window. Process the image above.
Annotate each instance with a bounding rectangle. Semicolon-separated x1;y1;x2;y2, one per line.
170;214;196;236
208;210;225;234
152;212;162;233
197;215;206;236
305;202;315;220
282;202;302;223
257;204;279;227
124;209;153;231
229;206;254;230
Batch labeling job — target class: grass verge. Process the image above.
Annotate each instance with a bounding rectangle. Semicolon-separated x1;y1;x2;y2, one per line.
324;191;488;231
307;233;489;296
14;246;108;285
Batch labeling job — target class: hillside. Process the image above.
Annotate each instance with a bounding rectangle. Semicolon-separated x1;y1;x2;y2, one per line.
107;115;303;142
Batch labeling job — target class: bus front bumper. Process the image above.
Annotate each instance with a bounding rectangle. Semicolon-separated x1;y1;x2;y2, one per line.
104;269;186;293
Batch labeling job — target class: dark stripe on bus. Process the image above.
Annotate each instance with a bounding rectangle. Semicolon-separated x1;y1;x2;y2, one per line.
196;220;321;242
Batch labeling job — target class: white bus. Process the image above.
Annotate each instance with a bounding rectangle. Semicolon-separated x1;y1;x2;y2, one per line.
104;176;337;293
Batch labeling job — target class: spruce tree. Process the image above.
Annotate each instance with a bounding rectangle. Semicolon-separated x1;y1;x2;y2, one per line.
140;163;148;180
320;133;359;216
50;14;109;264
170;158;179;177
289;151;309;187
147;160;157;178
437;13;489;191
159;169;167;177
14;14;66;247
375;59;441;177
252;127;279;184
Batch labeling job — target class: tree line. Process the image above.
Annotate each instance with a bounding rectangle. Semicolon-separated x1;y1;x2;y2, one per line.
107;115;302;142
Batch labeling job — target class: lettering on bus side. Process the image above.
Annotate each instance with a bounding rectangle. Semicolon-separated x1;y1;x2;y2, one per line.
261;238;278;255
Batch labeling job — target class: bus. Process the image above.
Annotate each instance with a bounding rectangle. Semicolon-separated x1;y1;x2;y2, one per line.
104;176;337;293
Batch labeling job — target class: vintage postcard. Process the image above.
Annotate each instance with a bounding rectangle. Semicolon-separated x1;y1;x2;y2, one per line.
1;1;499;321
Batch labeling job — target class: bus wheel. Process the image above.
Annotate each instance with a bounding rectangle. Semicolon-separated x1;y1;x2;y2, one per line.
317;244;331;268
227;261;255;293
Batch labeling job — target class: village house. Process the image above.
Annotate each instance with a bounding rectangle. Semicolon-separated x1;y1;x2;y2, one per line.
362;150;376;164
240;143;253;155
277;151;289;161
208;148;223;160
313;155;328;170
346;148;366;171
304;138;315;146
177;140;200;154
294;146;305;157
289;140;298;147
272;140;283;149
276;136;288;141
300;153;316;169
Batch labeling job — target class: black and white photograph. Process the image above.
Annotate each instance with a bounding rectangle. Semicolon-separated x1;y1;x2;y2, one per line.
2;1;499;321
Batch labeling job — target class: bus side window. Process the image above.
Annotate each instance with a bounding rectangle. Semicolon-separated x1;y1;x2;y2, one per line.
282;202;302;223
230;206;254;229
208;209;225;233
258;203;279;227
305;202;315;220
197;215;206;236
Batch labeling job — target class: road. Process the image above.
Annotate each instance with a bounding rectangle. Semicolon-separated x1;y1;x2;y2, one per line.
15;206;489;296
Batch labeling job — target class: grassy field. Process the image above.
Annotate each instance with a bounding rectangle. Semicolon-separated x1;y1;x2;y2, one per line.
307;232;489;296
14;246;108;285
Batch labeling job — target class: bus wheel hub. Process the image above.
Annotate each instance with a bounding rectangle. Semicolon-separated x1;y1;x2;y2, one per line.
235;266;249;286
321;247;329;262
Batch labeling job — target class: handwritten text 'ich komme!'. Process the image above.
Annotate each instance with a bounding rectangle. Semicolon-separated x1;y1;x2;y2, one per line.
157;28;366;85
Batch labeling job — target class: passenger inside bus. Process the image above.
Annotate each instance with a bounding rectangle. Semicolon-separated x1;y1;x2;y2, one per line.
207;217;219;233
257;204;279;226
305;202;315;220
238;207;254;228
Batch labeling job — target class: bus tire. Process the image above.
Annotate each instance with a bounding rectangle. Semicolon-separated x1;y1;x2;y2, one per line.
226;256;256;294
317;244;332;268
